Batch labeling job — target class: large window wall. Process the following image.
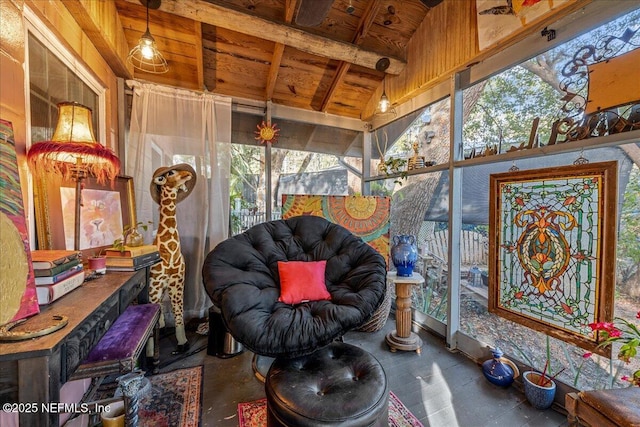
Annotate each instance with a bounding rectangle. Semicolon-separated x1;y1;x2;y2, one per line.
229;141;362;235
367;5;640;392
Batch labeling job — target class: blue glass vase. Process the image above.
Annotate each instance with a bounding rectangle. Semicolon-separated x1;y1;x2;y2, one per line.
391;235;418;277
482;347;519;387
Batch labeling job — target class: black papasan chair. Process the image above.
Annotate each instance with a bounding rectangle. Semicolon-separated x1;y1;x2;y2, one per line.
202;215;387;358
202;215;390;426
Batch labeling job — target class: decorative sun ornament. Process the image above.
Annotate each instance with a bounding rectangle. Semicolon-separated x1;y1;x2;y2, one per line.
255;121;280;144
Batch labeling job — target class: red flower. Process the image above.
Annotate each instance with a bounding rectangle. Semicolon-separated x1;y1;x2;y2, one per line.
589;322;616;332
582;352;592;359
608;328;622;338
589;322;622;339
590;311;640;387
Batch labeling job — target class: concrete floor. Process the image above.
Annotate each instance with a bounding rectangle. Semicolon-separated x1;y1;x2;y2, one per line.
162;316;569;427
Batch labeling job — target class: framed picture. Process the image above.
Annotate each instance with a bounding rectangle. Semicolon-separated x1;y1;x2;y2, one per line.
34;175;137;259
488;161;618;355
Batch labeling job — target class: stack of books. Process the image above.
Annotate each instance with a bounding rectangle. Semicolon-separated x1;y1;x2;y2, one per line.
105;245;161;271
31;250;85;305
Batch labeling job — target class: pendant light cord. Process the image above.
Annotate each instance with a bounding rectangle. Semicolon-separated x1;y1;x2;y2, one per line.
146;1;150;33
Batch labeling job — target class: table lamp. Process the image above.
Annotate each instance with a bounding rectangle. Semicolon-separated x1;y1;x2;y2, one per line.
27;102;120;250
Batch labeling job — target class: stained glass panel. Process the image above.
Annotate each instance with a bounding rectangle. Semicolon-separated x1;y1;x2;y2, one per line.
489;161;618;355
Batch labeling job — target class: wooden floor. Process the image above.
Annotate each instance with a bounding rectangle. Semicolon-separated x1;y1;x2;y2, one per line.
163;316;569;427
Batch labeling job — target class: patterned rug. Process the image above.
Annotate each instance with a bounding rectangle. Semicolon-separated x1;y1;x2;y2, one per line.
237;391;423;427
137;366;203;427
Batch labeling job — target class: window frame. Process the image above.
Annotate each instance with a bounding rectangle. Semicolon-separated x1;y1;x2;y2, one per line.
24;6;107;146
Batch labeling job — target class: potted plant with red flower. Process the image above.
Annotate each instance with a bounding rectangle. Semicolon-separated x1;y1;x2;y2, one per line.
589;310;640;387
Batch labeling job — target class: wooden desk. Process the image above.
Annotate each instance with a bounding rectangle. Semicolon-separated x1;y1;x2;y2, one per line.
0;269;148;426
385;272;424;354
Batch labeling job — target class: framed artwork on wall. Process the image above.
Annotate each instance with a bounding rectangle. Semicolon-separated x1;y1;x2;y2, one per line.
488;161;618;355
34;175;137;259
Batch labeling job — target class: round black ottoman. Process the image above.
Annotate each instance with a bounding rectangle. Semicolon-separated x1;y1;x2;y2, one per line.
265;342;389;427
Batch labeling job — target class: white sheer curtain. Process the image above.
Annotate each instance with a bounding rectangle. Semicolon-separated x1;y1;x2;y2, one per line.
126;80;231;321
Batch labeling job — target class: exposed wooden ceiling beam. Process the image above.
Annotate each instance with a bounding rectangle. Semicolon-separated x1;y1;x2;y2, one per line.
353;0;384;43
320;0;384;112
123;0;405;75
320;62;351;112
266;43;286;100
61;0;133;77
266;0;297;100
194;20;204;91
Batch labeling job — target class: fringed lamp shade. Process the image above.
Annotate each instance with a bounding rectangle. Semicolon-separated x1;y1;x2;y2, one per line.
27;102;120;251
27;102;120;184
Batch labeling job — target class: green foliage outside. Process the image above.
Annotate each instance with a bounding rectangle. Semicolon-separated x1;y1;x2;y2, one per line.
618;166;640;284
463;65;562;151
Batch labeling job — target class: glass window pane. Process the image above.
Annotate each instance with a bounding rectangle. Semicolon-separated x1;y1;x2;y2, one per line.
28;37;48;98
230;144;266;235
411;171;450;323
28;32;99;144
271;146;362;215
459;144;638;390
462;10;640;156
370;97;451;178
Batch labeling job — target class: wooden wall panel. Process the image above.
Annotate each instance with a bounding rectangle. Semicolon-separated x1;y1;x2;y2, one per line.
361;0;588;120
362;1;477;119
62;0;132;77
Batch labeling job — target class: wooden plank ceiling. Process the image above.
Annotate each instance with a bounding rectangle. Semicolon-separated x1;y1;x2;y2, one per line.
114;0;435;120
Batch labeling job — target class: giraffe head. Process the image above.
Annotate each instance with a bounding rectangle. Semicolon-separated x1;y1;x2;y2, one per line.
150;163;197;205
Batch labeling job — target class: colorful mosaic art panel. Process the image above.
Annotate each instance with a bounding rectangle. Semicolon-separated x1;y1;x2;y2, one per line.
281;195;391;268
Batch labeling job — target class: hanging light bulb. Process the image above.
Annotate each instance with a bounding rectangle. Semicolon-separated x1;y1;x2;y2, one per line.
139;31;156;60
379;77;390;113
379;91;390;113
127;1;169;74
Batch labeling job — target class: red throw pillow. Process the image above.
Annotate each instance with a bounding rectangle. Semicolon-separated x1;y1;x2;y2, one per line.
277;260;331;305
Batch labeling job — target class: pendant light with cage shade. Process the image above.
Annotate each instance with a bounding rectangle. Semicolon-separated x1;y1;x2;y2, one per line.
127;0;169;74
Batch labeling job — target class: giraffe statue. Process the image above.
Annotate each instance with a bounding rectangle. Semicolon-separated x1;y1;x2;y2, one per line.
149;163;196;354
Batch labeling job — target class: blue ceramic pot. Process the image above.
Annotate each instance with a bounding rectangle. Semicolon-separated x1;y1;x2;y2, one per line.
482;348;519;387
523;371;556;409
391;235;418;277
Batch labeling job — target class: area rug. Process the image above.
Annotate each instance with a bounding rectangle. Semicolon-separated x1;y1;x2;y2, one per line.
237;391;423;427
137;366;203;427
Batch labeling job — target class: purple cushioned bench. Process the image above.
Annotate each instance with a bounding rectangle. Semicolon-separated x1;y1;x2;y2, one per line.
71;303;160;380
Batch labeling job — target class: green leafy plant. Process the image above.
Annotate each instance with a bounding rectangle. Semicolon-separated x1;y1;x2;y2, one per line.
113;221;153;252
379;157;408;185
